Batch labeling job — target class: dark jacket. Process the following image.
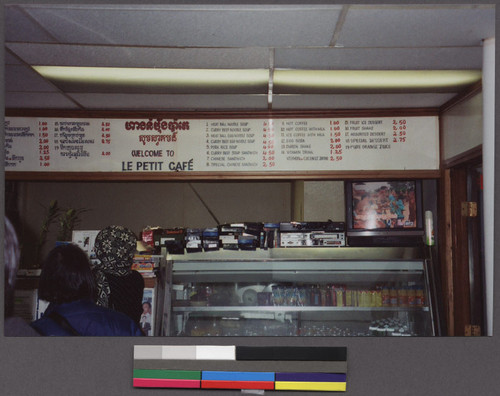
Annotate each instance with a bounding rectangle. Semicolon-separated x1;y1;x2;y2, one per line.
31;299;144;336
106;270;145;325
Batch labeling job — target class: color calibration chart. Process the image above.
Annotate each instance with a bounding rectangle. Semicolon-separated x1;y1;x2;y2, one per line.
134;345;347;392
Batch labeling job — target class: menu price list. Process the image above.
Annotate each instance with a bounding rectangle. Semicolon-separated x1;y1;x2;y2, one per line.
330;120;344;163
5;118;105;171
203;120;263;171
101;121;112;158
38;121;51;168
5;116;439;173
343;119;396;152
5;119;36;169
271;117;433;171
277;120;331;165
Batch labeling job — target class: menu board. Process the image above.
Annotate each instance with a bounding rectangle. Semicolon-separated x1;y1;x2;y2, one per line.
4;116;439;173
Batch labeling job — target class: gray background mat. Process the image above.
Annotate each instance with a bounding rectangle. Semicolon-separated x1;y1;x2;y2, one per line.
1;1;499;395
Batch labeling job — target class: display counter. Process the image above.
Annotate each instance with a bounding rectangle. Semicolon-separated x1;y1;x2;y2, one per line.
160;247;439;337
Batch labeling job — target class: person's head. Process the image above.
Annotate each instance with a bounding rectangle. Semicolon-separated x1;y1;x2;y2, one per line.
38;243;96;304
4;218;21;317
142;302;151;313
94;225;137;274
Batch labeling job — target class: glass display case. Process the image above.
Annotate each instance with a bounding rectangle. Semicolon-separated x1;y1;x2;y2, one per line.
160;247;439;337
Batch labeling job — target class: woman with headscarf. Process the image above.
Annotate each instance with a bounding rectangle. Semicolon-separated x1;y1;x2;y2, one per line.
31;243;143;336
93;225;144;326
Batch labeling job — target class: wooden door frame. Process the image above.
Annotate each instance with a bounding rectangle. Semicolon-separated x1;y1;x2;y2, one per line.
439;146;482;335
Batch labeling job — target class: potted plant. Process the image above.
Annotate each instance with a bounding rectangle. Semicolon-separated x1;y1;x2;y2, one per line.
57;207;88;242
34;200;59;267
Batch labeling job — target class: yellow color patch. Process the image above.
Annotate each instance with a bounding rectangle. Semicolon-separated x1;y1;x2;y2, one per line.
275;381;347;391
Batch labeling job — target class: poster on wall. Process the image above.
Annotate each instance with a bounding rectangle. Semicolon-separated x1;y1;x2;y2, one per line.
140;288;155;336
72;230;100;265
350;181;420;230
4;116;439;173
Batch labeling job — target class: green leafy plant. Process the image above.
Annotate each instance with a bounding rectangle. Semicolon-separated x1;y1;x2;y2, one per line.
35;200;60;266
57;207;88;241
33;201;89;267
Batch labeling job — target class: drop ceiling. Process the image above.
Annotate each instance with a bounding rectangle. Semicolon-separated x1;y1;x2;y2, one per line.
4;3;495;112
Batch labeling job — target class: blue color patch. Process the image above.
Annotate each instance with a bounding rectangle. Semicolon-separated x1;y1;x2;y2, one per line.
202;371;275;382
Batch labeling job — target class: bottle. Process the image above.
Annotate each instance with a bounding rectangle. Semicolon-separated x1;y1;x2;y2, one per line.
336;285;345;307
398;283;408;307
210;318;221;336
389;286;398;306
314;285;321;306
331;285;337;306
415;286;425;307
345;286;352;307
374;285;382;307
408;283;416;306
325;285;332;306
382;284;391;306
425;211;435;246
320;287;327;306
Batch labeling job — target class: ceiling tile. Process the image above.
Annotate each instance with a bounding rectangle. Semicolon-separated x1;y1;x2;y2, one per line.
275;47;483;70
5;92;81;109
3;4;493;111
272;93;457;110
6;43;271;69
70;93;269;111
5;51;24;65
337;6;495;48
5;65;59;92
19;5;343;47
4;5;59;43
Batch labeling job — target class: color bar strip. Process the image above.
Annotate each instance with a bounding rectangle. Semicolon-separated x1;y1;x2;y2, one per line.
196;345;236;360
134;345;163;360
134;359;348;373
162;345;197;360
276;372;346;382
133;378;200;388
236;346;347;361
275;381;347;391
201;380;275;390
202;371;275;382
133;369;201;380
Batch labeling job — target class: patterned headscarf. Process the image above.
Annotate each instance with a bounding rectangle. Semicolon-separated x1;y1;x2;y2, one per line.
93;225;137;307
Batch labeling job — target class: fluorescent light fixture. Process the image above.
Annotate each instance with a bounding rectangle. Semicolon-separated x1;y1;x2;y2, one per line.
273;70;482;94
33;66;481;95
32;66;269;94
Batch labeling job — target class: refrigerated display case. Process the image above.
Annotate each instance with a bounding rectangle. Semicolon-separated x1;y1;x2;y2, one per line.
160;247;441;337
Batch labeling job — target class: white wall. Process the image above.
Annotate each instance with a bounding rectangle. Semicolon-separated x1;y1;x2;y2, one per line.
304;181;345;222
441;93;483;161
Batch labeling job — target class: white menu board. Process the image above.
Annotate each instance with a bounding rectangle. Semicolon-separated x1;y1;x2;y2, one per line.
4;116;439;173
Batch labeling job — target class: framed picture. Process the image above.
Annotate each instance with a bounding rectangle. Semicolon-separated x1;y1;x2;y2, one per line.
140;288;155;336
72;230;100;265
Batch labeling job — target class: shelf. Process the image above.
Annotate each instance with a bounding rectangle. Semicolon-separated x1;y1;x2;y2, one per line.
172;306;429;313
167;247;423;261
168;249;426;283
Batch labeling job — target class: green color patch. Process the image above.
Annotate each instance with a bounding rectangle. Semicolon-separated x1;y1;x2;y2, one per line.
133;369;201;380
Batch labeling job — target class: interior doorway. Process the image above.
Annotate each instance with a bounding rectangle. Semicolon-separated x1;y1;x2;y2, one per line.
442;150;485;336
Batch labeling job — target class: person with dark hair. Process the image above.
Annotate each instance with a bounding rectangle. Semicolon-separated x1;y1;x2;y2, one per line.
93;225;144;325
31;243;143;336
4;218;40;336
